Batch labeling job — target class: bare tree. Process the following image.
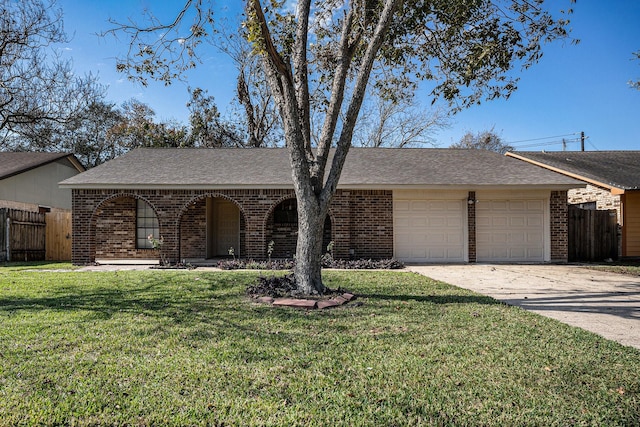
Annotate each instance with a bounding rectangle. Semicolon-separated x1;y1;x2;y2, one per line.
221;30;283;147
6;100;125;168
0;0;101;140
450;128;513;154
354;96;450;147
631;50;640;90
110;0;575;294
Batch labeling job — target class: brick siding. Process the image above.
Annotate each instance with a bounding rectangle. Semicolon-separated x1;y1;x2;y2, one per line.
71;188;393;264
467;191;476;262
550;190;568;262
568;184;621;223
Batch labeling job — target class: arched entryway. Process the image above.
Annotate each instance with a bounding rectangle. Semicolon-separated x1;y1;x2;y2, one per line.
179;196;245;260
92;194;160;261
266;198;332;258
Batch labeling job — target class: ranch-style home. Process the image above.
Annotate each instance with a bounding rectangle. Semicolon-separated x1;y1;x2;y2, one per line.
59;148;583;265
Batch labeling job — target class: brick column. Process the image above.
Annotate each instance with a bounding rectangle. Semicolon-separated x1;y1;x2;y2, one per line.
71;189;94;264
467;191;476;263
550;190;568;262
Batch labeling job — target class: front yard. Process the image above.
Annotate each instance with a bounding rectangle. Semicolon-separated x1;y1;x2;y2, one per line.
0;266;639;426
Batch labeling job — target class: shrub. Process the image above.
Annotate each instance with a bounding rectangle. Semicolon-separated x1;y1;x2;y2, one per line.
217;258;295;270
218;258;403;270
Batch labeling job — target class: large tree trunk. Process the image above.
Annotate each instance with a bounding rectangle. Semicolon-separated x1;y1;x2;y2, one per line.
293;198;327;295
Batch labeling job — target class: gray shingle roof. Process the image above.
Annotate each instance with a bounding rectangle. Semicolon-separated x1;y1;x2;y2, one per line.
507;151;640;190
60;147;582;189
0;152;81;180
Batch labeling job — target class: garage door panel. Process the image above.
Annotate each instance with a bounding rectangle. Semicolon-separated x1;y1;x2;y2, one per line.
527;216;542;227
510;216;526;227
412;201;428;211
508;200;526;210
477;199;545;262
395;217;410;227
447;217;463;227
491;217;508;227
410;217;428;227
527;200;544;210
395;201;410;211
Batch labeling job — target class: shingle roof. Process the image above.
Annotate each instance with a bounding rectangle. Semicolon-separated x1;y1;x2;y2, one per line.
0;152;83;180
59;147;582;189
507;151;640;191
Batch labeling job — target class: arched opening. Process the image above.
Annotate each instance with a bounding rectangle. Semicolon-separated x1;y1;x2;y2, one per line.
179;196;245;260
266;198;332;258
93;195;159;260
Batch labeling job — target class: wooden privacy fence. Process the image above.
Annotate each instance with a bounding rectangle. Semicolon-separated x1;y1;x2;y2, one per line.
568;205;618;262
0;208;46;262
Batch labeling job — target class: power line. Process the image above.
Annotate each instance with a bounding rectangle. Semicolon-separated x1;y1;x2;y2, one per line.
511;138;581;150
506;133;579;145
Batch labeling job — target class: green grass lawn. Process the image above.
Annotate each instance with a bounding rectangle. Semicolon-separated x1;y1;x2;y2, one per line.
582;261;640;277
1;266;639;426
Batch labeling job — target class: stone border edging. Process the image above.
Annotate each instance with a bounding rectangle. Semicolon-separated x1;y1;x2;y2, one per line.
255;293;356;309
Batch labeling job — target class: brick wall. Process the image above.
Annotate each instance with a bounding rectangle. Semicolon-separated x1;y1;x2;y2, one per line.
71;188;393;264
550;190;568;262
180;198;207;259
346;190;394;259
568;184;621;223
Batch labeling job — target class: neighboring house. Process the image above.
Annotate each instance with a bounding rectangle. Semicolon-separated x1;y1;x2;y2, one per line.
507;151;640;258
0;152;85;211
0;152;85;261
59;148;582;265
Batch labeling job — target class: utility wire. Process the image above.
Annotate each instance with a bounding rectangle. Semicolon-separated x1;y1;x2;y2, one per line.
511;138;581;150
506;133;579;145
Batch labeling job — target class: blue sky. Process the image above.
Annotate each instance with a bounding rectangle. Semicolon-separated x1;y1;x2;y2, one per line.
57;1;640;151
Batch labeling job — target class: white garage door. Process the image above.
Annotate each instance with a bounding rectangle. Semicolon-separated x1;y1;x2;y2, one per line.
394;197;466;263
476;199;545;262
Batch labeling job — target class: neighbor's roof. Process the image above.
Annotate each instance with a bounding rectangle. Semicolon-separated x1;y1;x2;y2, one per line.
60;147;583;190
0;152;85;180
507;151;640;192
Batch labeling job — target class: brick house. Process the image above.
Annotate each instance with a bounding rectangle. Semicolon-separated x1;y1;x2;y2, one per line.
60;148;582;265
507;151;640;258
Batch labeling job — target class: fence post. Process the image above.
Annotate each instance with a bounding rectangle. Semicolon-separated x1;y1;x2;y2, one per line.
6;216;10;262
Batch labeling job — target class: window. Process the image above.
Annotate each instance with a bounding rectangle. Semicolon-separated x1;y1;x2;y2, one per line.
136;199;159;249
274;199;297;224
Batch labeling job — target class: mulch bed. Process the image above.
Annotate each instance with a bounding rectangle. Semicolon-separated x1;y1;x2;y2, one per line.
246;274;357;309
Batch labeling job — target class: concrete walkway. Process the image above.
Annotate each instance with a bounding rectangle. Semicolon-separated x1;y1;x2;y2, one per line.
407;264;640;350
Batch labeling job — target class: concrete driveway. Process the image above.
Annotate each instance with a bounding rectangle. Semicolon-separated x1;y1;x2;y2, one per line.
407;264;640;350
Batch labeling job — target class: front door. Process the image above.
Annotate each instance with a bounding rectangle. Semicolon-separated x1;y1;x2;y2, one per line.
206;198;240;257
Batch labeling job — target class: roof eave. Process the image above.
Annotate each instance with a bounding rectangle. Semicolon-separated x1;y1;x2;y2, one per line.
59;183;584;191
506;152;625;194
2;153;82;181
